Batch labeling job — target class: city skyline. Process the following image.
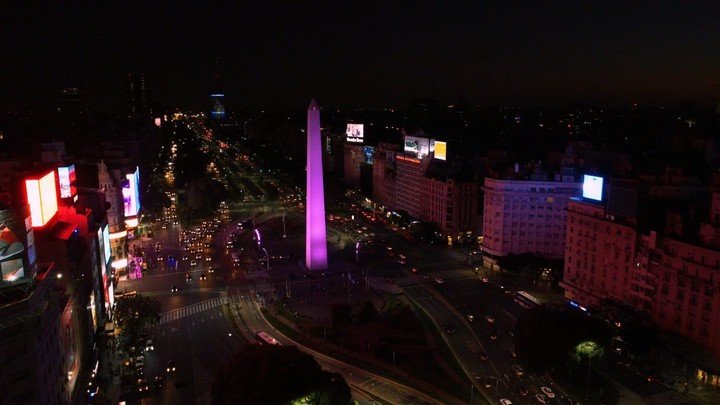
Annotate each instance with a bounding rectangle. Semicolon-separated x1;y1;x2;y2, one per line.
2;1;720;111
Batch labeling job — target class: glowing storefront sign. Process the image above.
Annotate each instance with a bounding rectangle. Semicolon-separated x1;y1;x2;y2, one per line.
111;258;128;269
125;218;139;228
109;230;127;240
25;171;58;227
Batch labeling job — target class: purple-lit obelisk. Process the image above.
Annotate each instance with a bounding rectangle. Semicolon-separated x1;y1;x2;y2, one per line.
305;99;328;270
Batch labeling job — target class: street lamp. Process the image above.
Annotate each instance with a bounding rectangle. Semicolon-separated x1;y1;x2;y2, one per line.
262;248;270;272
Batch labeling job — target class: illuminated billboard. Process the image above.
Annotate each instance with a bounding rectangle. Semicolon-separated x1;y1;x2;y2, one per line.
26;171;58;227
582;175;604;201
97;228;106;275
404;136;434;158
434;141;447;160
124;167;140;217
363;146;374;164
102;225;111;264
58;165;76;198
346;123;364;143
211;94;226;119
1;258;24;281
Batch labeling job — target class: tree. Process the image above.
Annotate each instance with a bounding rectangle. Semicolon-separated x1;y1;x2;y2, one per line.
331;303;352;330
212;344;351;405
113;294;161;348
514;306;609;372
356;300;378;324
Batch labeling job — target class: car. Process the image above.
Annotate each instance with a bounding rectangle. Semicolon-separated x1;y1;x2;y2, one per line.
182;255;189;261
411;267;418;273
171;285;178;293
517;386;529;396
489;332;498;340
481;276;489;283
507;347;516;358
166;360;176;373
442;324;456;335
157;255;164;262
500;400;513;405
541;387;555;398
476;351;488;361
190;260;197;267
512;365;524;376
534;394;549;404
185;274;192;282
152;376;164;390
145;340;154;351
435;277;444;284
467;314;474;322
168;255;175;261
397;258;407;265
485;314;495;323
208;268;215;274
483;378;494;388
199;273;207;281
205;256;212;262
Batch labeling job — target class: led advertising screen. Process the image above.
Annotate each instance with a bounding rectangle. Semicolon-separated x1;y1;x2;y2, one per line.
346;123;364;143
434;141;447;160
58;165;76;198
1;258;24;281
363;146;374;164
404;136;434;158
124;167;140;217
26;171;58;227
582;175;604;201
102;225;111;264
97;228;106;275
211;94;226;119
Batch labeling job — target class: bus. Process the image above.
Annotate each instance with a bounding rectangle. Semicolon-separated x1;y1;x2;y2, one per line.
255;331;280;345
514;291;541;309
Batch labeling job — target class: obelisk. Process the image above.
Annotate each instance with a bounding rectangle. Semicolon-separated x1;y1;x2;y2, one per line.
305;99;328;270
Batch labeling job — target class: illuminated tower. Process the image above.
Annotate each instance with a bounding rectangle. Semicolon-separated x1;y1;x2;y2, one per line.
305;99;328;270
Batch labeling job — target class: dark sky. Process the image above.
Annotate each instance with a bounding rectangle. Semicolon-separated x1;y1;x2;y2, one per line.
2;1;720;111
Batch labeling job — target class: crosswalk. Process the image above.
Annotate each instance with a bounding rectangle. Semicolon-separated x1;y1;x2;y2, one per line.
158;295;246;325
643;389;693;405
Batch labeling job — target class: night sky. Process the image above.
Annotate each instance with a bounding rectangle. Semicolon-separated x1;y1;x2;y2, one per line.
2;1;720;110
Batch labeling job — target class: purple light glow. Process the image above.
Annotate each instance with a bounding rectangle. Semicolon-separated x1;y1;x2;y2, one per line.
305;99;328;270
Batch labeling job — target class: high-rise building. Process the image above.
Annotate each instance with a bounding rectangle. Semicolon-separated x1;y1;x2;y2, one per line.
481;178;582;262
305;100;328;270
125;73;148;120
371;144;398;209
561;197;637;304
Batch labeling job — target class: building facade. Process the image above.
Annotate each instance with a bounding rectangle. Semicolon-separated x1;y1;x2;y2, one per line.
482;178;582;259
561;198;637;304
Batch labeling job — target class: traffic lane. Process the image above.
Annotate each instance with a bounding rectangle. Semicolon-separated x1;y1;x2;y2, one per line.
149;318;195;404
187;305;247;374
405;283;528;402
119;266;225;295
232;299;439;405
436;278;559;401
